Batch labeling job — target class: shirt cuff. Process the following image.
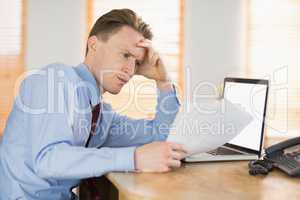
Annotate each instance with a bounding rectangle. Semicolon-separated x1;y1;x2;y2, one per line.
153;133;168;141
112;146;136;172
157;84;181;106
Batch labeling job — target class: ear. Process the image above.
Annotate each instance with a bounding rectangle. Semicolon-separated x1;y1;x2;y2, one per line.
87;35;98;53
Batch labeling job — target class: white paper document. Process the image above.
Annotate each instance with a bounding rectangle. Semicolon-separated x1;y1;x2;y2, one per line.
167;98;253;155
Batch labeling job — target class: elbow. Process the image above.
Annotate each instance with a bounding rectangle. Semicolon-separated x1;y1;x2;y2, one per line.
34;147;56;179
35;164;51;179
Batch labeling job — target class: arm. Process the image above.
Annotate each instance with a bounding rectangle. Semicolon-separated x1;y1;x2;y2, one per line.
19;67;135;180
102;83;180;147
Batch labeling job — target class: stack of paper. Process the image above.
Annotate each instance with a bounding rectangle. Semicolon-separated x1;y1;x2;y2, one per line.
167;98;253;155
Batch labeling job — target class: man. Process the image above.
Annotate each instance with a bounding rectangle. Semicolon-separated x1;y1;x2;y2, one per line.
0;9;187;199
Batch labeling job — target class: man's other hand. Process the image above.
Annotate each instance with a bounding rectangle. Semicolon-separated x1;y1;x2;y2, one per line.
134;141;189;173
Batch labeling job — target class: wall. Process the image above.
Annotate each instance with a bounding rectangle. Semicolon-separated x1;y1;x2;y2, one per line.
26;0;87;69
184;0;247;98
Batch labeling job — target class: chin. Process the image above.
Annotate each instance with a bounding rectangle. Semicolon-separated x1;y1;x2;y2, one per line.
107;87;122;95
109;90;121;95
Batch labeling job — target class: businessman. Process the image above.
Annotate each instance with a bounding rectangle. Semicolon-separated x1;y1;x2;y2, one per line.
0;9;187;200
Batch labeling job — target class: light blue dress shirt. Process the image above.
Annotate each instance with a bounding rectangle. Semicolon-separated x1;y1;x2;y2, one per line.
0;63;180;200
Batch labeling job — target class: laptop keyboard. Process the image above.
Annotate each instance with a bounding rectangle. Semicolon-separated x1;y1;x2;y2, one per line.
207;147;244;155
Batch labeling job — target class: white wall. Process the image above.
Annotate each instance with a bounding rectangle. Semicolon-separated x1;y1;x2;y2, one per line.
26;0;86;69
184;0;247;97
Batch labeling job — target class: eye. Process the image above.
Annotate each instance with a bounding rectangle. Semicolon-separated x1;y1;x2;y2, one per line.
135;60;141;67
123;53;130;59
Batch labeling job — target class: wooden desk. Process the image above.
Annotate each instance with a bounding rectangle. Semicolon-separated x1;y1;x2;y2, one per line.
105;161;300;200
102;138;300;200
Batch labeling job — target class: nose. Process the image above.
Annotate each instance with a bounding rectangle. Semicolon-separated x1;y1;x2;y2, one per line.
122;58;135;77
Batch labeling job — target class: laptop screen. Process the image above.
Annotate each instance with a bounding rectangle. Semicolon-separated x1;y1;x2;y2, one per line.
223;78;268;153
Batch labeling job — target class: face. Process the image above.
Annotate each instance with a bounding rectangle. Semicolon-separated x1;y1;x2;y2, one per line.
85;26;146;94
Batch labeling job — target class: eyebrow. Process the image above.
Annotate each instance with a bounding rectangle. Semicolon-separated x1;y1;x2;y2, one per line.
123;49;143;62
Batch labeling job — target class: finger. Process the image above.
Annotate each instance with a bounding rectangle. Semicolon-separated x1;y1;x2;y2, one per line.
137;42;154;62
136;39;152;47
167;159;181;168
136;42;151;50
173;150;189;160
143;39;152;45
137;41;158;65
147;46;154;62
137;41;153;55
161;166;170;172
150;52;159;66
168;142;189;154
136;42;149;47
139;168;156;173
148;52;154;64
171;151;183;160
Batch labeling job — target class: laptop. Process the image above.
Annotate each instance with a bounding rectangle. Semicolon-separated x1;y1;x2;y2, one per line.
184;77;269;162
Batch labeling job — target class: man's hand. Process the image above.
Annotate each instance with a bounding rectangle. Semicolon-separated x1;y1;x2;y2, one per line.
134;141;189;173
136;40;173;91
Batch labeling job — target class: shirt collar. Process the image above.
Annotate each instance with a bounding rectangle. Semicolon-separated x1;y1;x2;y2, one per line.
74;63;101;107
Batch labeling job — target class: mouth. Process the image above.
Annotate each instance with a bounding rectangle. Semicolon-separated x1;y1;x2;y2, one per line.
117;74;130;85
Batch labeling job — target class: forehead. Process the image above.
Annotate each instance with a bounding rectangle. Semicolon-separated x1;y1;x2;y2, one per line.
109;26;146;59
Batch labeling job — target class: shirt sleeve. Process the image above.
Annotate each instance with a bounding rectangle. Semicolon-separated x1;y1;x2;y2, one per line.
102;86;181;148
19;68;136;180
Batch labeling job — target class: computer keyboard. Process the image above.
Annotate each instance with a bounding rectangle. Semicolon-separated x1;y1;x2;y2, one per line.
207;147;244;155
276;155;300;170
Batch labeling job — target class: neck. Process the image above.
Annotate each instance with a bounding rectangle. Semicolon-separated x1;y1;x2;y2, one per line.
83;59;106;94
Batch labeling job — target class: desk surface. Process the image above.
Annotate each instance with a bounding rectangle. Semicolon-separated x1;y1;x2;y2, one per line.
106;138;300;200
107;161;300;200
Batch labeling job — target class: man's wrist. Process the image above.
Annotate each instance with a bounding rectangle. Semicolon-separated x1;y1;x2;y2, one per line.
156;79;173;91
